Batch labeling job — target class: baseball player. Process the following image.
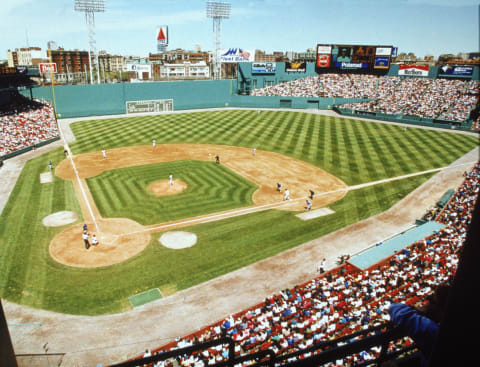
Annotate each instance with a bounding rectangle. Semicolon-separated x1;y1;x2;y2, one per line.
283;189;290;201
169;173;173;186
48;160;53;171
101;149;106;159
152;139;156;148
318;258;326;273
277;182;282;192
305;199;312;211
215;155;220;164
91;234;98;246
82;231;90;250
252;148;256;157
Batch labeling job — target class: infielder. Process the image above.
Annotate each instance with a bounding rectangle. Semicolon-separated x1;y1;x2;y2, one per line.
82;231;90;250
283;189;290;201
101;149;106;159
152;139;156;148
169;173;173;186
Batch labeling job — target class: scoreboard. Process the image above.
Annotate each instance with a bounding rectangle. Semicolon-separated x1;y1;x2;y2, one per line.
126;99;174;114
316;44;393;72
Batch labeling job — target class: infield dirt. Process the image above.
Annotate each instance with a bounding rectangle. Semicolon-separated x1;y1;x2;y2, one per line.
51;144;347;268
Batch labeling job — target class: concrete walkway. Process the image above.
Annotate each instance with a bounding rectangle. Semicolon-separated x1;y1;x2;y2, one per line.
1;110;478;367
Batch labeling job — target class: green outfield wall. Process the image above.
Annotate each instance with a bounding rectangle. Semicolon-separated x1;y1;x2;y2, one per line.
26;62;478;119
29;80;234;118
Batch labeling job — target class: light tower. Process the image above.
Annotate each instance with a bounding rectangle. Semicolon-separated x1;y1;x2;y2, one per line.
74;0;105;84
206;1;230;80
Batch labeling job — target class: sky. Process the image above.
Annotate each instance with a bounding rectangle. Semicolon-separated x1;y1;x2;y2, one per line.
1;0;479;60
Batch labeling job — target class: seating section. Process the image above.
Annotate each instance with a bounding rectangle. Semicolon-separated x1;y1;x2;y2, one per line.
0;99;58;156
132;162;479;366
252;74;479;123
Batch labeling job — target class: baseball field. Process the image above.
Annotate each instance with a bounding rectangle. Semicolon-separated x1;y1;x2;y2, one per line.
0;109;478;315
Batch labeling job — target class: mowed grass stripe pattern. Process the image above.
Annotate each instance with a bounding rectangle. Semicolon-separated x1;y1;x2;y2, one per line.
70;111;479;185
0;110;477;315
86;160;258;224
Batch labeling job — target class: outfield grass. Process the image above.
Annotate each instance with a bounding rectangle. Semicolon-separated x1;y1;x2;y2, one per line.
0;110;477;315
69;110;478;185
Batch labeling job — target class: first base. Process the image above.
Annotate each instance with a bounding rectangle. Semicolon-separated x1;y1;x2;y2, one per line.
296;207;335;221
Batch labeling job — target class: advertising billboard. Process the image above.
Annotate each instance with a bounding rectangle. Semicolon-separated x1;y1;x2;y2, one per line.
39;63;57;74
285;62;307;73
156;26;168;51
316;45;332;68
251;62;276;74
124;64;152;73
438;65;473;77
220;48;253;63
316;44;392;72
398;65;429;77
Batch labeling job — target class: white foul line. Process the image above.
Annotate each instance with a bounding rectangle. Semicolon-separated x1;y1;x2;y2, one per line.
118;160;477;238
57;121;100;235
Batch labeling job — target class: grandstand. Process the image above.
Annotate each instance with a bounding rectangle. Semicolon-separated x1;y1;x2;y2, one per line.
251;74;479;128
1;53;479;367
114;162;479;367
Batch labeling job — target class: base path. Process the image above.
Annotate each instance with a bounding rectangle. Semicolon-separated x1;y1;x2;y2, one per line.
5;147;478;367
51;144;347;268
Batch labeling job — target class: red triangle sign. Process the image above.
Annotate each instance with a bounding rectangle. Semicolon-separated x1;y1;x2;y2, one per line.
157;28;166;41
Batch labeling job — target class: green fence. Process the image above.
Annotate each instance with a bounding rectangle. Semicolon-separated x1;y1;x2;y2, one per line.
334;107;475;132
29;80;234;118
0;137;60;163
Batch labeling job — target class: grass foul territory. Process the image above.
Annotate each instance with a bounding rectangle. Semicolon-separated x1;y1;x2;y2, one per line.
0;110;478;315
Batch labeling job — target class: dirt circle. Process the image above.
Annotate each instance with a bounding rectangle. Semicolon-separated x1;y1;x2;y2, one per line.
49;218;151;268
149;180;187;196
160;231;197;249
42;211;78;227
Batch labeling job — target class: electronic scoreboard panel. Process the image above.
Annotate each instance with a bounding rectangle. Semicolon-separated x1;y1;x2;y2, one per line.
316;44;393;72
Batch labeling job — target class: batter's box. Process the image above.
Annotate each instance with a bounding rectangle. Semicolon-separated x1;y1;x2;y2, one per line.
296;207;335;221
40;172;53;183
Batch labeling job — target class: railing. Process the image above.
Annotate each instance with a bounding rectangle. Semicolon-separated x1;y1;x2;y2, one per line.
108;323;418;367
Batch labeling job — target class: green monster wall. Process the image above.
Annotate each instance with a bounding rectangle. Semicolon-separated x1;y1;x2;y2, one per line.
28;62;478;119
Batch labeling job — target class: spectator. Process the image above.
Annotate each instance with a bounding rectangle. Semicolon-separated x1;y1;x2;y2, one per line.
0;99;58;156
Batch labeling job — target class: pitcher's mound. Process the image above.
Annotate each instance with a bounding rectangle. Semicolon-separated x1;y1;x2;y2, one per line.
160;231;197;249
43;211;78;227
149;180;187;196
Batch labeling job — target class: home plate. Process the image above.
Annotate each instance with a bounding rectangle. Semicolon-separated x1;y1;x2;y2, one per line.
40;172;53;183
296;207;335;220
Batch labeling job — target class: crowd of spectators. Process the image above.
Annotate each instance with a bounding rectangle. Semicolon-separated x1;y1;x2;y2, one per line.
252;74;479;123
0;99;58;157
471;115;480;131
133;161;479;366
